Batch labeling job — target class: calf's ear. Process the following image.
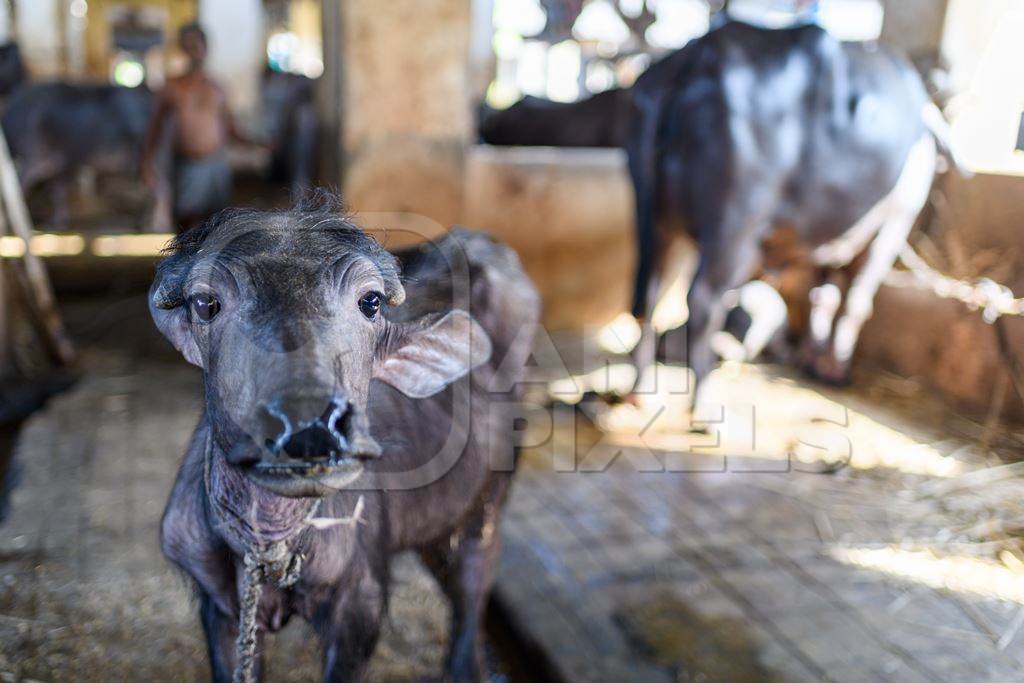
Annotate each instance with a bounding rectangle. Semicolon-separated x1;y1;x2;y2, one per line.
375;310;492;399
149;259;203;368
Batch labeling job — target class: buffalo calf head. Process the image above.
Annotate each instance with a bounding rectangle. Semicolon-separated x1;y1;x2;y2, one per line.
150;200;491;496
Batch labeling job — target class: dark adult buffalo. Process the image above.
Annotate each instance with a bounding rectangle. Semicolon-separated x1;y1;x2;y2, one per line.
627;21;957;410
152;195;539;682
479;88;629;147
1;82;153;225
261;69;318;197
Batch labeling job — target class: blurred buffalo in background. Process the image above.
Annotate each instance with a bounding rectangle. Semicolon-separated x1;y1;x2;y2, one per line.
479;88;629;148
1;82;153;227
627;21;962;404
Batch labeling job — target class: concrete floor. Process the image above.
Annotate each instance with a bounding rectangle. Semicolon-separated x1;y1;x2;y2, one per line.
2;297;1024;681
496;366;1024;682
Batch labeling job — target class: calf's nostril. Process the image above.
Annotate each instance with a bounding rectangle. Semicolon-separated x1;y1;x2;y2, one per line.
281;424;345;460
260;397;351;460
260;403;293;454
321;399;349;437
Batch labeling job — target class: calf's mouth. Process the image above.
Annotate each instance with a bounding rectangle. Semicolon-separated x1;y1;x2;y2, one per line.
245;459;367;498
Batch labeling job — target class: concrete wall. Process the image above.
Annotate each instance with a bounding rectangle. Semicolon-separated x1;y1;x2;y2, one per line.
465;146;635;330
940;172;1024;292
860;284;1024;420
867;170;1024;417
879;0;949;62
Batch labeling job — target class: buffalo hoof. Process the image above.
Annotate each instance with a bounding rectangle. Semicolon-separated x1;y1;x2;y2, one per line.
797;340;825;375
620;392;643;407
688;422;711;435
807;352;852;387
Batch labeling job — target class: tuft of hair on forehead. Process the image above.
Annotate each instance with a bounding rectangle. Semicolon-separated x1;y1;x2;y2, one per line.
161;191;406;305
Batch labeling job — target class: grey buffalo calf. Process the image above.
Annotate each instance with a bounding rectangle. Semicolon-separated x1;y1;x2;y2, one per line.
151;196;539;682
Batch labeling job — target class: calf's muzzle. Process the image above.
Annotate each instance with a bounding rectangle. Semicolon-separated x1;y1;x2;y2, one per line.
239;393;383;497
259;394;381;463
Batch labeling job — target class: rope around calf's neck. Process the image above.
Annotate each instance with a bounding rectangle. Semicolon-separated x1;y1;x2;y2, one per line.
236;561;262;683
200;433;365;683
234;542;306;683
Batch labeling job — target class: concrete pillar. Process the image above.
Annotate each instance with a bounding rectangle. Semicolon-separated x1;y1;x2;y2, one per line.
0;2;10;45
199;0;264;118
469;0;495;101
337;0;472;229
879;0;949;64
15;0;62;77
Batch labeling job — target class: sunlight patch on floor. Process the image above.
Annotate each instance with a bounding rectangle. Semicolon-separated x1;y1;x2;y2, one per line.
833;546;1024;605
550;362;966;477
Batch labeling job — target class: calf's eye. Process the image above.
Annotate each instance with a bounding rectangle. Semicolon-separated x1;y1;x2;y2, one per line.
359;291;383;319
190;293;220;323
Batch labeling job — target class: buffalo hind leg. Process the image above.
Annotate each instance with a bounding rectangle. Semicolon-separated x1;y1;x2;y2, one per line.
816;135;936;383
626;103;666;398
630;244;669;399
815;227;905;383
799;273;846;375
685;227;763;429
420;496;506;683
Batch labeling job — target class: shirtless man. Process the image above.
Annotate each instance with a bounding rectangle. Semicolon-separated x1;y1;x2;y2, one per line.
141;23;242;233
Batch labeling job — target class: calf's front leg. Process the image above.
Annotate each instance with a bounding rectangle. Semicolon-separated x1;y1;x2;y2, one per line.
200;590;265;683
421;503;506;683
315;572;386;683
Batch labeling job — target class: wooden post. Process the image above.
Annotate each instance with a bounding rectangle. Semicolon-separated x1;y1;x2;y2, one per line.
0;127;74;366
879;0;950;65
56;0;68;77
6;0;15;42
0;250;8;372
0;142;10;373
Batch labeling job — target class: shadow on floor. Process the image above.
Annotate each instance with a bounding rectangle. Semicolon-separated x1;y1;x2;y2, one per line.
615;590;789;682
